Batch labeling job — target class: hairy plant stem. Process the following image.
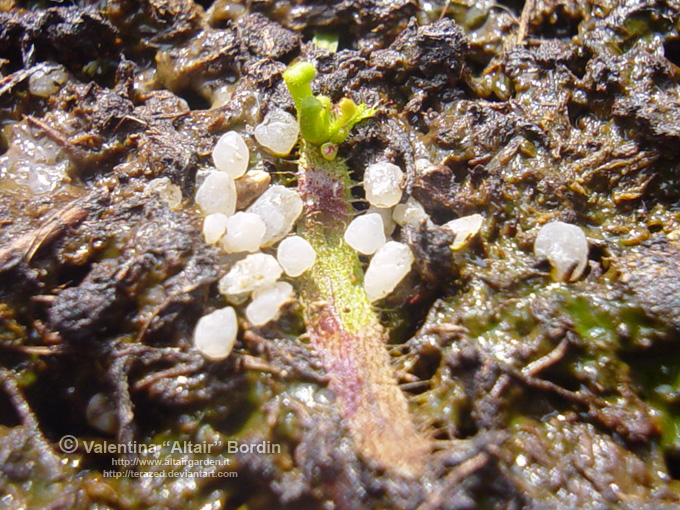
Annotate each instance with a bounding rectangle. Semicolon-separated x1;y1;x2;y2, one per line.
296;141;429;477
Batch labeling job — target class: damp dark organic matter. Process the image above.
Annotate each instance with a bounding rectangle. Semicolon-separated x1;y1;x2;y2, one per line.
2;0;680;509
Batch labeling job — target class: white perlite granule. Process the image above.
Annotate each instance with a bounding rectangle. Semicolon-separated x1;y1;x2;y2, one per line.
219;212;267;253
343;213;386;255
247;185;303;247
276;236;317;276
442;213;484;250
534;221;588;282
145;177;182;210
364;241;415;302
212;131;250;179
202;213;229;244
245;282;295;326
393;197;428;226
367;205;396;236
193;307;238;360
0;122;70;194
218;253;283;297
85;393;118;435
254;109;300;156
195;171;237;217
363;161;404;208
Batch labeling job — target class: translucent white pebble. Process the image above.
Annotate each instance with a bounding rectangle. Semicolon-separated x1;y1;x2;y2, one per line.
195;171;237;217
219;212;267;253
415;158;436;173
245;282;295;326
145;177;182;210
367;206;396;236
344;213;386;255
247;185;303;247
203;213;229;244
254;109;300;156
364;161;404;208
393;197;428;226
218;253;283;297
193;307;238;361
86;393;117;435
0;123;69;194
443;214;484;250
28;65;68;97
364;241;415;302
534;221;588;282
277;236;316;276
194;167;212;188
212;131;249;178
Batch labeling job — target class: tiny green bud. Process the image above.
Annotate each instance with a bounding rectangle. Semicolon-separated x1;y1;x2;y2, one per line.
333;98;358;127
321;142;339;160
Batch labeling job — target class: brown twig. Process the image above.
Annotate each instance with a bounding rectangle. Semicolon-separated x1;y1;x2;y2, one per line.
516;0;535;45
0;193;97;272
0;367;62;470
25;115;89;167
238;354;286;377
135;281;212;343
416;452;490;510
132;360;204;392
0;344;66;356
522;338;569;377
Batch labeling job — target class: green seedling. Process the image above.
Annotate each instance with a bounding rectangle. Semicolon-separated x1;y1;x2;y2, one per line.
283;61;429;477
282;62;376;157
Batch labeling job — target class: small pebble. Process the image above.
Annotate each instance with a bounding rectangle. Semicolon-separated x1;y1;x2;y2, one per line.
344;213;386;255
86;393;118;435
364;161;404;208
219;212;267;253
28;64;68;97
393;197;428;226
195;171;237;217
277;236;317;276
254;109;300;156
203;213;229;244
367;206;396;236
534;221;588;282
414;158;436;173
194;167;213;188
224;291;249;306
442;214;484;250
212;131;249;179
247;185;303;246
145;177;182;210
193;307;238;361
245;282;295;326
235;169;271;210
218;253;283;297
364;241;414;302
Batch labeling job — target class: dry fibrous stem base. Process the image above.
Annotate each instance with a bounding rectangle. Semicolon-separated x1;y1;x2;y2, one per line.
296;142;430;476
